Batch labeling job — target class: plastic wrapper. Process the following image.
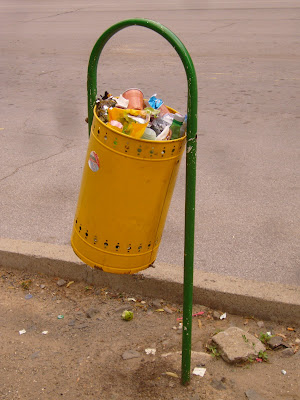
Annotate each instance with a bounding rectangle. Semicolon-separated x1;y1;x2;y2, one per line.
108;108;150;138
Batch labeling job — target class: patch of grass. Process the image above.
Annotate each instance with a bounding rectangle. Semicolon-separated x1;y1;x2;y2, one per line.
259;332;273;345
258;350;268;362
207;344;221;358
21;280;32;290
242;334;249;343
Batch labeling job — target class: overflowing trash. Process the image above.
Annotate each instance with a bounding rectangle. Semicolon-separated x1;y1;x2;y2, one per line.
95;89;187;141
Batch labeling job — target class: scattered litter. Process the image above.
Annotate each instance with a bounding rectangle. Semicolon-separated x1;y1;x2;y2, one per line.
193;367;206;377
122;310;133;321
220;313;227;320
281;370;287;375
141;301;146;304
277;333;287;339
287;327;295;332
127;298;136;302
40;284;46;289
172;326;177;330
25;294;33;300
66;281;75;288
256;358;263;363
145;348;156;355
177;311;204;321
57;315;64;319
165;372;179;378
155;309;165;312
267;331;272;336
113;94;129;109
42;331;48;335
19;329;26;335
57;279;66;287
198;320;202;328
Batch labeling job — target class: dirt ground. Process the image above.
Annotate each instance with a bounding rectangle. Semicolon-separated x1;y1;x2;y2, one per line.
0;266;299;400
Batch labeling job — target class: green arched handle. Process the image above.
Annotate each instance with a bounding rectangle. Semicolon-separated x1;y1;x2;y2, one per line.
87;18;197;385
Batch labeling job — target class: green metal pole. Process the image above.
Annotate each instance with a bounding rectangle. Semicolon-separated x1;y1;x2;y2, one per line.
87;19;197;385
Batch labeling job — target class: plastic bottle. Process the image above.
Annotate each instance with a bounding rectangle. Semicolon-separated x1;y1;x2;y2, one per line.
180;115;187;137
170;113;185;140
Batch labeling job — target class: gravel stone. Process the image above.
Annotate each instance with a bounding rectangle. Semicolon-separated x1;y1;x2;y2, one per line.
122;350;141;360
213;311;221;320
280;348;294;357
245;389;267;400
210;379;226;390
152;300;162;308
268;336;283;349
86;308;99;318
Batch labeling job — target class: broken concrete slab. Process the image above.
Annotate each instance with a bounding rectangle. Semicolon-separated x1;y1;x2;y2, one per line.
212;327;266;363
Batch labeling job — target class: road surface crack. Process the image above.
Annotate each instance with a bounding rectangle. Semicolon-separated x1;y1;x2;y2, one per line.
0;147;72;183
209;22;236;33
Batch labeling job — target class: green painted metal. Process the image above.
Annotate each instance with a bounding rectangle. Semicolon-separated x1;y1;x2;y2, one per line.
87;18;197;385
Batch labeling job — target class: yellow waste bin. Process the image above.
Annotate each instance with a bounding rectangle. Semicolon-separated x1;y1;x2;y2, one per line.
71;105;186;274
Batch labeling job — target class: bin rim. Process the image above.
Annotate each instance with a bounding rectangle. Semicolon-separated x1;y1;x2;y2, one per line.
92;104;186;144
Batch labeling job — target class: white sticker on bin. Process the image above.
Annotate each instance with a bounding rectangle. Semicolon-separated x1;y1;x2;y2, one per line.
88;151;100;172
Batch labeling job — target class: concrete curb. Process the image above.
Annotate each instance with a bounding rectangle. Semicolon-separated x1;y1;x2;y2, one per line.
0;238;299;325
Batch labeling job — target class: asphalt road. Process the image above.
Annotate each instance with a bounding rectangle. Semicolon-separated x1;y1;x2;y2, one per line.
0;0;299;285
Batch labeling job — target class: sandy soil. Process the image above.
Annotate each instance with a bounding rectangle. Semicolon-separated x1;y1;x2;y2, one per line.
0;266;299;400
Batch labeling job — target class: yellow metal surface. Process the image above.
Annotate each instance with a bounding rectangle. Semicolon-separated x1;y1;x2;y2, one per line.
71;106;186;274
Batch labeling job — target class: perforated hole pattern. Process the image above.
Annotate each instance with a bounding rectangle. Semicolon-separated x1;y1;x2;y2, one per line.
75;219;155;254
93;122;184;160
